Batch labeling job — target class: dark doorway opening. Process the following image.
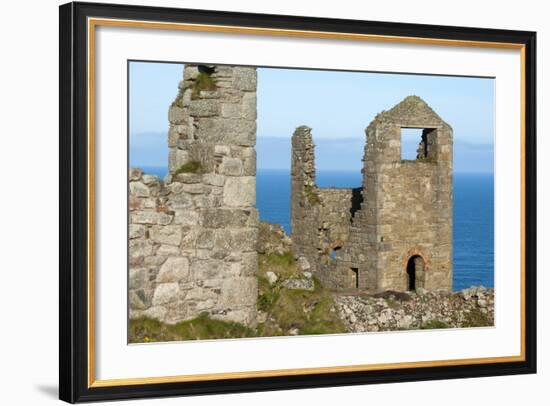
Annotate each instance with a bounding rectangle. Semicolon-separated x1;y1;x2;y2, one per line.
406;255;425;291
351;267;359;289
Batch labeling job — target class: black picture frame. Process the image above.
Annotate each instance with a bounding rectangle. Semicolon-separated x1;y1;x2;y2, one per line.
59;1;537;403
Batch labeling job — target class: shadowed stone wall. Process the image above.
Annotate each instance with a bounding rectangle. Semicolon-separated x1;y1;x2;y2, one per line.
291;96;453;292
129;64;258;326
290;126;361;287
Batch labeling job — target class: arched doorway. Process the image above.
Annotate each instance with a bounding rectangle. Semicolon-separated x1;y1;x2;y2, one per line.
406;255;425;291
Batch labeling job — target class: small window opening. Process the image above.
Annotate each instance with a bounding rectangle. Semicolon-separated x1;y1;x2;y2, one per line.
401;128;435;160
401;128;424;160
330;246;341;259
351;267;359;289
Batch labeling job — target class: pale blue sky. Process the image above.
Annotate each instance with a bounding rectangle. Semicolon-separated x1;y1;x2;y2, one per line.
129;62;494;173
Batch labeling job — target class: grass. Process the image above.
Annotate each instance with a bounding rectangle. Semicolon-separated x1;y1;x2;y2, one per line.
257;252;346;337
303;185;321;205
421;320;450;330
174;161;202;175
191;72;217;99
129;312;255;343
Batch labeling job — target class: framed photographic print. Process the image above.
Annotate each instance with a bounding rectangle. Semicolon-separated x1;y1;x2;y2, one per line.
59;1;537;403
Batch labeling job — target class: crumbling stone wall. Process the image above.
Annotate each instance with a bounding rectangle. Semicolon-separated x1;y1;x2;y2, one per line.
290;126;361;287
291;96;453;292
129;64;258;326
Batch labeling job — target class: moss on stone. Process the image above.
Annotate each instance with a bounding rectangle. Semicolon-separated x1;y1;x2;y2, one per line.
191;72;217;99
303;185;321;205
174;161;202;174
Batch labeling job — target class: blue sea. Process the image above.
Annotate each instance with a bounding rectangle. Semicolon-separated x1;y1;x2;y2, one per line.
140;166;494;291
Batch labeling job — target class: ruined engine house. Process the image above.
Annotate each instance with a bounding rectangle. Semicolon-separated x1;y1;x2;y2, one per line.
291;96;453;292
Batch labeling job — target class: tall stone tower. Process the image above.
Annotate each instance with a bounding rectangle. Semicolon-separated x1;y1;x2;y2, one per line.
129;64;259;326
351;95;453;291
290;96;453;292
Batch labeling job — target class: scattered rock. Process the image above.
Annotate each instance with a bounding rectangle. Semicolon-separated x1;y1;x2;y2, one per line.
282;278;314;291
265;271;278;285
335;287;494;333
257;311;267;324
288;328;300;336
416;287;427;296
297;256;311;272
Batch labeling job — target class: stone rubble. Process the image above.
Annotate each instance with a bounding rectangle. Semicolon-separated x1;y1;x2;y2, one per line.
335;286;494;332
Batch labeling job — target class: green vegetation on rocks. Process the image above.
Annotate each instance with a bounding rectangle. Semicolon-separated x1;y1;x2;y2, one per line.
303;185;321;205
174;161;202;174
256;252;346;337
129;312;255;343
191;72;217;99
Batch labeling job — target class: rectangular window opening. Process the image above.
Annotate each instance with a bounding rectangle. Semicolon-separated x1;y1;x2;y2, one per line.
401;128;425;160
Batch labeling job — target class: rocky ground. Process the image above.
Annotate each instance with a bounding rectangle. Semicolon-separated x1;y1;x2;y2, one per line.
335;286;494;332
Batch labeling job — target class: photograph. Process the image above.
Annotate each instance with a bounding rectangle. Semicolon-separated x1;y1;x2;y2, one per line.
128;62;495;343
56;1;536;402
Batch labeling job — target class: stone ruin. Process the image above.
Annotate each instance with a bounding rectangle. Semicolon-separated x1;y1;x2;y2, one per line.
129;64;258;326
291;96;453;291
129;64;453;328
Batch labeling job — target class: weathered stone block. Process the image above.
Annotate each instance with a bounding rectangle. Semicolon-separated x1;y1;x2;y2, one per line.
168;193;194;209
129;267;149;290
214;145;231;156
129;224;147;239
223;177;255;207
168;106;186;124
196;229;215;249
157;257;190;283
172;209;199;226
129;288;153;310
219;277;257;307
152;282;180;305
129;239;154;261
191;259;224;280
232;67;257;91
150;225;182;246
156;244;180;256
199;208;257;228
202;173;225;187
221;103;241;118
130;181;150;197
131;211;173;225
189;99;221;117
180;183;211;195
241;92;257;120
219;157;243;176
